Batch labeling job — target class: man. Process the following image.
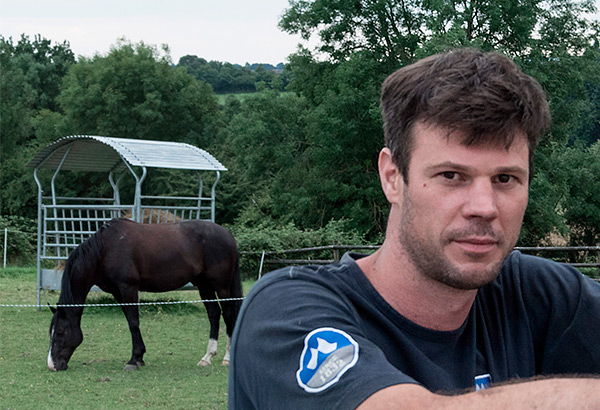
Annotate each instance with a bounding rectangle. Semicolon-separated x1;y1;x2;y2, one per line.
228;48;600;409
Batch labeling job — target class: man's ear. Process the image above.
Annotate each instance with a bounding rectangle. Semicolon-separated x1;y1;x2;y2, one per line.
378;148;404;203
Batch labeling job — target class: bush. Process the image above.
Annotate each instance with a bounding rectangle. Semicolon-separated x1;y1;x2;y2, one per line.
0;215;37;266
229;218;372;280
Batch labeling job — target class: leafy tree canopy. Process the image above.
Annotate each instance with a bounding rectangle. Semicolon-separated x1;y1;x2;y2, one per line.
280;0;598;65
177;55;289;93
0;34;75;158
57;40;219;147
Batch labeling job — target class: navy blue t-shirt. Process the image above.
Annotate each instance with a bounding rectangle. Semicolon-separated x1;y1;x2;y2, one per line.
228;251;600;409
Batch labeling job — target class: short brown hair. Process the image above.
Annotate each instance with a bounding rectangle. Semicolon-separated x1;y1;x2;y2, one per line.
380;48;551;183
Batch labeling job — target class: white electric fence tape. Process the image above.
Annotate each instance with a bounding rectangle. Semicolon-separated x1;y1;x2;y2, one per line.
0;297;245;309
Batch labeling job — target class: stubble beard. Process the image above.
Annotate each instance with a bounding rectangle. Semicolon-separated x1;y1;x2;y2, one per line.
398;191;511;290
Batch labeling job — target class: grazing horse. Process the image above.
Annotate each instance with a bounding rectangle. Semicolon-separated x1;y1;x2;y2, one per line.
47;218;242;371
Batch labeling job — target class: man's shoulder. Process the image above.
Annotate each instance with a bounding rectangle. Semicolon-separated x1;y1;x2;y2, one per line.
240;253;370;319
251;264;323;294
250;256;358;297
502;250;585;281
495;250;593;300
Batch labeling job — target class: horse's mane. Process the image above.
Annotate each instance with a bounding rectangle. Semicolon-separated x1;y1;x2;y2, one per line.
57;221;111;306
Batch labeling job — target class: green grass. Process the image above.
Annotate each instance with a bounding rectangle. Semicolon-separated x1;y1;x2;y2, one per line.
0;267;255;410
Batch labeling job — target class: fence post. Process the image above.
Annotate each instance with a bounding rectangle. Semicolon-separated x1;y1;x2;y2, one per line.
258;251;266;279
333;241;340;262
3;228;7;268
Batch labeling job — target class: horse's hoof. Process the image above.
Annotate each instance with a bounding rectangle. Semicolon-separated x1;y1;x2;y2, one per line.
123;364;139;371
137;360;145;367
222;360;230;366
197;360;210;366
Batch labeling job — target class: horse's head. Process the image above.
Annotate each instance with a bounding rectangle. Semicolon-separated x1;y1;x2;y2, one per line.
48;306;83;371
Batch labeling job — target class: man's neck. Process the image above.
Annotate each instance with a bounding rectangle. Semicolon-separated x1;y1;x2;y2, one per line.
356;239;477;332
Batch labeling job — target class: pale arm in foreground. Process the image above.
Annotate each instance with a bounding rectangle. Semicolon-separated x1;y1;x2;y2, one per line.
358;378;600;410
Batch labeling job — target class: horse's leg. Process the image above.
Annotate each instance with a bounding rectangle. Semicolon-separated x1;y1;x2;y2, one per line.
222;333;232;365
114;290;146;371
218;295;240;365
197;283;221;366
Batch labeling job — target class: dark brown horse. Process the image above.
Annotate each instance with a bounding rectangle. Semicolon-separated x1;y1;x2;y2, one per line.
47;218;242;371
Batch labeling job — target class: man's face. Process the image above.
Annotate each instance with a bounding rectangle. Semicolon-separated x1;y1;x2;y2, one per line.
397;122;529;290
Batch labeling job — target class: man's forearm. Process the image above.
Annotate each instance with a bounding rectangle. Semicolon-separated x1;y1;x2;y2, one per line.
358;377;600;410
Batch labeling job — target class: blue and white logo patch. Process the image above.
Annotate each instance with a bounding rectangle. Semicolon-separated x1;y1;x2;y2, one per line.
296;327;359;393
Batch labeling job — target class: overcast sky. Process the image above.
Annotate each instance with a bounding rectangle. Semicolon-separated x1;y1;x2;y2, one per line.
0;0;307;65
2;0;599;65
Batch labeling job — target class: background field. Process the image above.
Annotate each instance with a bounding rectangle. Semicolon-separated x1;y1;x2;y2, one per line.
0;267;253;410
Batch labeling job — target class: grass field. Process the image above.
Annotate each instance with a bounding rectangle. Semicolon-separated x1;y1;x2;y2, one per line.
0;267;253;410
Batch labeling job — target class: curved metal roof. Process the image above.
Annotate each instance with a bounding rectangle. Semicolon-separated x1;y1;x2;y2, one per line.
28;135;227;172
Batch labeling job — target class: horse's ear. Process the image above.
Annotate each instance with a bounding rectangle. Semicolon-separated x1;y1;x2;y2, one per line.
48;304;56;314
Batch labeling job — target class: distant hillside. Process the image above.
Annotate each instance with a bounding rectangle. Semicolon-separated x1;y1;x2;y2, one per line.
177;55;288;93
241;62;285;73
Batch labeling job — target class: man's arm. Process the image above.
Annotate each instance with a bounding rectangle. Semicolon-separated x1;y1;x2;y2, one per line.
358;378;600;410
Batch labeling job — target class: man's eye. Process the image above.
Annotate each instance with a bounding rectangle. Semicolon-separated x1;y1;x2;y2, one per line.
497;174;512;183
441;171;457;180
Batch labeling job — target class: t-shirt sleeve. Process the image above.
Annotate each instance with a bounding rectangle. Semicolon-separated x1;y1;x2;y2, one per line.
228;269;416;410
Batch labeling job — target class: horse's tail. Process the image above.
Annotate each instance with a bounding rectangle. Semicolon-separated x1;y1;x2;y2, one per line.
58;222;107;306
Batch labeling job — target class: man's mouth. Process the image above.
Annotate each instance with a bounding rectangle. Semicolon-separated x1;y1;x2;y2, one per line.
452;237;499;254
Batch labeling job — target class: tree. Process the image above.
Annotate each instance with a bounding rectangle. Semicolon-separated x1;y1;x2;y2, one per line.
57;40;219;147
1;39;221;218
562;141;600;247
177;55;289;93
279;0;599;244
279;0;582;65
273;52;388;235
0;35;75;217
280;0;422;65
212;53;389;236
516;7;600;245
214;90;310;225
519;142;571;245
0;34;75;158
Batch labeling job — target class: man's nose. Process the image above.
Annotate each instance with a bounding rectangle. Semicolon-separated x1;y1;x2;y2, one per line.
462;180;499;220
